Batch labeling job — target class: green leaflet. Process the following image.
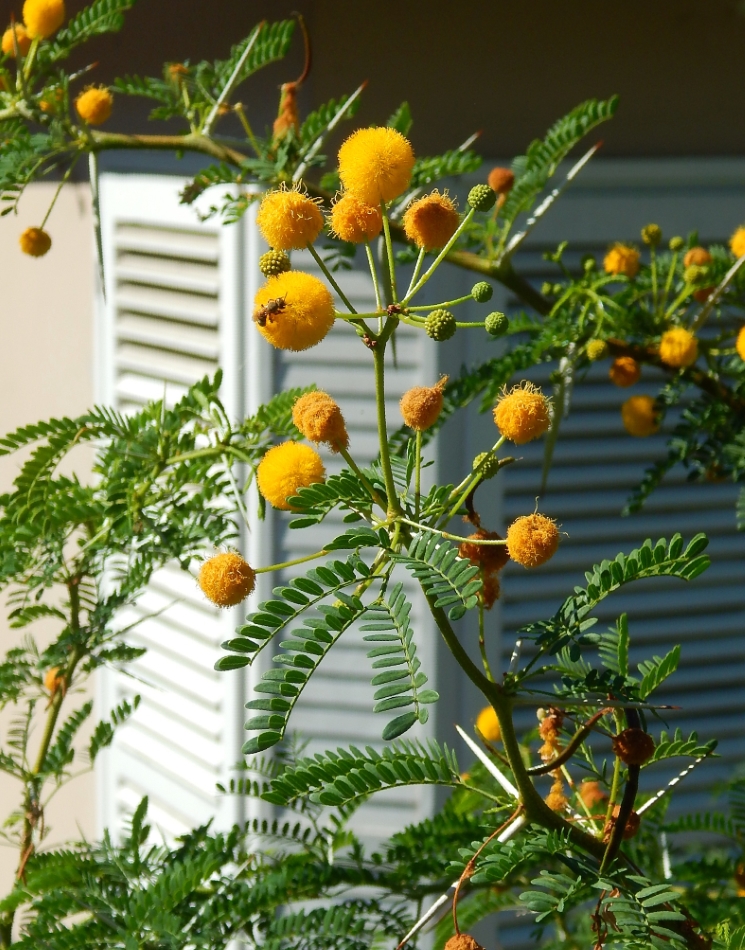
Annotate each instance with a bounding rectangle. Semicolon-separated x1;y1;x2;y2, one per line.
263;739;461;807
217;555;372;672
391;534;481;621
500;96;619;230
361;582;439;740
518;534;710;662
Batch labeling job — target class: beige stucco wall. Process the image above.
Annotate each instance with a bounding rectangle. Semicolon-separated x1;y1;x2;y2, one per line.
0;183;95;892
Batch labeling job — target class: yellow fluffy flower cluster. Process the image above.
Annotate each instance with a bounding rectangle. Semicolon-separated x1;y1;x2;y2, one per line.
257;441;325;510
475;705;501;743
75;86;113;125
22;0;64;38
198;552;256;607
621;395;659;437
659;327;698;368
292;390;348;451
603;243;640;278
402;191;460;250
506;513;560;568
493;382;551;445
253;271;334;351
337;126;415;206
2;23;31;55
256;185;324;251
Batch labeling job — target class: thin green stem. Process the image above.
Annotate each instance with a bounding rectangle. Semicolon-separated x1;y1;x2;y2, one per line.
308;243;358;314
365;242;383;314
664;284;693;319
373;343;402;517
407;294;474;312
650;246;658;313
39;158;80;230
414;430;422;520
338;445;386;511
660;250;679;313
442;437;506;523
255;550;328;574
404;207;476;303
233;102;262;157
405;247;427;298
381;205;398;303
397;517;508;547
478;604;495;682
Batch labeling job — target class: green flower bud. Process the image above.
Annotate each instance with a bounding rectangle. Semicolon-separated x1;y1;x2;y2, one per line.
467;184;496;212
259;249;291;277
581;255;597;273
471;281;493;303
485;311;509;337
472;452;500;479
669;236;685;252
586;339;608;361
641;224;662;247
425;309;457;341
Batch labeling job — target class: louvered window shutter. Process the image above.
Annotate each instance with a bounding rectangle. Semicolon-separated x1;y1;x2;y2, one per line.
94;178;440;843
95;174;253;839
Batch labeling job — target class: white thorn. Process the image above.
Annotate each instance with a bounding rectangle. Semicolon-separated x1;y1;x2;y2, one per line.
395;812;527;948
455;724;519;799
508;639;523;675
636;755;705;816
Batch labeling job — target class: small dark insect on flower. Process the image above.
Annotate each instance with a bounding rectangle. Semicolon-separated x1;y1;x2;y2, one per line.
253;295;287;327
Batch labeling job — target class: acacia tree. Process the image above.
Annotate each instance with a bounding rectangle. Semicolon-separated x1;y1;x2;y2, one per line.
0;3;743;949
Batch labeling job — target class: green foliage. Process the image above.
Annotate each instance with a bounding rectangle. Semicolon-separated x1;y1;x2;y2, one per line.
362;583;439;739
38;0;137;65
391;534;482;621
499;96;619;229
263;739;462;807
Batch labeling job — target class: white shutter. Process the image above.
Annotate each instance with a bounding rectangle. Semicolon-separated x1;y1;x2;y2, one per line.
94;179;440;844
94;174;253;840
270;250;440;842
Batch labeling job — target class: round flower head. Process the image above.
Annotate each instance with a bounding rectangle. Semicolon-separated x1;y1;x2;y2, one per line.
609;356;640;388
683;246;712;268
253;271;335;351
659;327;698;368
506;513;559;568
736;326;745;361
611;727;655;766
621;395;659;437
641;223;662;247
579;780;607;809
329;192;382;243
485;311;508;337
259;249;290;278
475;705;500;742
198;552;255;608
730;226;745;259
402;191;460;250
458;529;509;574
292;390;348;451
546;775;568;813
338;127;415;206
487;166;515;195
444;935;484;950
399;377;447;431
479;571;500;610
2;23;31;55
586;339;608;361
493;382;551;445
75;86;113;125
257;441;325;510
424;308;456;341
256;186;324;250
669;236;684;252
603;243;640;278
23;0;64;37
44;666;62;692
19;226;51;257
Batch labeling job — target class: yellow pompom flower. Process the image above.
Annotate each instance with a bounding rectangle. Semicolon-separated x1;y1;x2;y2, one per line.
22;0;64;38
44;666;62;692
506;513;560;568
493;382;551;445
736;326;745;361
75;86;113;125
475;706;501;743
399;377;448;431
609;356;641;388
2;23;31;56
253;271;335;351
19;226;51;257
683;246;712;268
329;193;382;243
402;191;460;250
256;186;324;251
338;127;415;206
292;390;348;452
659;327;698;368
603;243;640;278
621;395;660;437
257;441;325;510
198;552;255;607
730;227;745;259
586;339;608;361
